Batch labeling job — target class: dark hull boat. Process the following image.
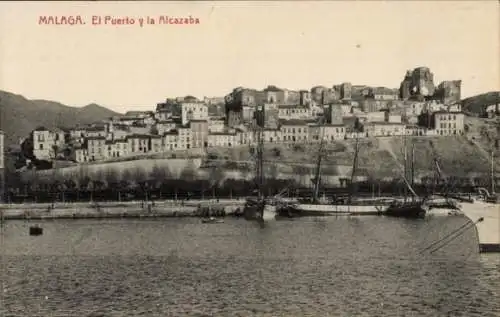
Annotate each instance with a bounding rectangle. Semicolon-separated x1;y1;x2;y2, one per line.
384;201;427;219
243;197;265;220
243;197;277;221
29;225;43;236
276;204;330;218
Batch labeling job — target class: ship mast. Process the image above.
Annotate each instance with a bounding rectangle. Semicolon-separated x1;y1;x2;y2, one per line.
312;117;327;202
257;126;265;199
491;150;495;195
347;136;360;204
403;133;408;202
411;143;415;189
396;133;419;200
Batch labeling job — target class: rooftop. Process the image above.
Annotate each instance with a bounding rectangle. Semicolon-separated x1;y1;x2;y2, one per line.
279;118;318;126
434;110;465;115
126;134;151;139
365;121;405;126
209;131;237;136
278;104;307;110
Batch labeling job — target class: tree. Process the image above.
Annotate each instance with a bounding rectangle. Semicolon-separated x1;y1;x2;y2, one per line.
207;165;225;198
103;168;120;200
239;165;251;181
150;164;172;188
20;137;35;160
180;159;197;181
292;165;310;187
266;164;279;181
104;168;120;189
116;169;134;201
130;167;150;200
131;167;147;185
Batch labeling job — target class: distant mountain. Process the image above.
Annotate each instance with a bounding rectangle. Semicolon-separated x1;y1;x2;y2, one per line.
461;91;500;114
0;90;122;147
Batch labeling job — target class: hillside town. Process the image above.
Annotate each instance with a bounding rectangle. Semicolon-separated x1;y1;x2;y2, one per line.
14;67;495;166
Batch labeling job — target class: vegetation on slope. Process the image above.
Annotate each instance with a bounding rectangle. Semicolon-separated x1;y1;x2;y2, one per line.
0;90;121;147
461;91;500;114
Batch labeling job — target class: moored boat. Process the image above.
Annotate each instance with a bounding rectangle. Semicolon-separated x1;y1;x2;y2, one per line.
276;134;389;218
201;217;224;224
242;123;278;222
383;200;428;219
29;225;44;236
278;197;388;217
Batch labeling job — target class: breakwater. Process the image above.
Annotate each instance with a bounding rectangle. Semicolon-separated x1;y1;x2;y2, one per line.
0;199;245;221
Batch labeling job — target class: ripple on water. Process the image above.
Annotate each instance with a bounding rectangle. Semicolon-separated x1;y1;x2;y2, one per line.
0;217;499;316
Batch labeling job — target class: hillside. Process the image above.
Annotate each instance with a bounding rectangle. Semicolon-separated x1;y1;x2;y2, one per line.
207;135;499;180
461;91;500;114
0;90;121;147
20;135;498;190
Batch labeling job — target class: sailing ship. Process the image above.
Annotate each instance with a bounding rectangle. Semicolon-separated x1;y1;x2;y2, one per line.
242;114;278;221
474;150;500;203
276;120;388;218
423;140;466;216
383;135;428;219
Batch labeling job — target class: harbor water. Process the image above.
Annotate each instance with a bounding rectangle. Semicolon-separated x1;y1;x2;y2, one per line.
0;216;499;316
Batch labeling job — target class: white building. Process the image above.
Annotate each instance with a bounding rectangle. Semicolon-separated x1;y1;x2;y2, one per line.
209;118;225;133
177;126;192;149
181;103;208;125
87;136;106;161
207;131;239;147
73;148;89;163
32;128;66;160
278;105;312;120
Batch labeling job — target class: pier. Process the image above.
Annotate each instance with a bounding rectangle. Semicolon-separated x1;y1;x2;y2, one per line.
0;199;244;221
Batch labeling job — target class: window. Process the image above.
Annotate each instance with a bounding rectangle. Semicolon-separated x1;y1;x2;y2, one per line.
40;144;44;150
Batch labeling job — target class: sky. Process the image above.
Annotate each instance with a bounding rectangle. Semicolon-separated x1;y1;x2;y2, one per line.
0;1;498;113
